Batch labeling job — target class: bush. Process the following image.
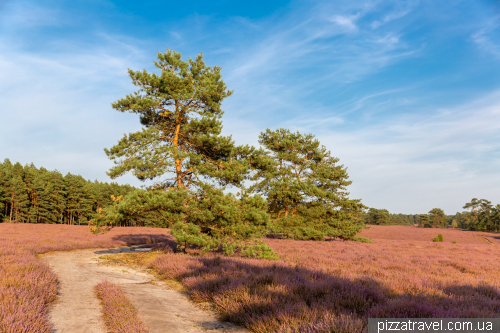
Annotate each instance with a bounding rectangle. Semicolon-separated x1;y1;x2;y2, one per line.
432;234;444;242
352;236;372;243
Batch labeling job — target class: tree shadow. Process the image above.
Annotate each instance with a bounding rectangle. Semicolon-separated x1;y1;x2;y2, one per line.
111;233;174;246
151;255;500;333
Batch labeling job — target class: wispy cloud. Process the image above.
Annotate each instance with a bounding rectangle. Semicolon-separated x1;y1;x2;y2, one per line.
330;14;359;32
371;7;414;30
472;17;500;57
0;1;65;29
221;1;421;129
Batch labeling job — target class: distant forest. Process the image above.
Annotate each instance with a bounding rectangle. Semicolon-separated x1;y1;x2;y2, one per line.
362;204;500;232
0;159;135;225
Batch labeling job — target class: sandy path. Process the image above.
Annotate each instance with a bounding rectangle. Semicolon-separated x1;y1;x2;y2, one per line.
42;246;248;333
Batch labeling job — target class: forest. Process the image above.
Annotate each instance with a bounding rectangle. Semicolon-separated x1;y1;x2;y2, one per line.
361;204;500;231
0;159;135;225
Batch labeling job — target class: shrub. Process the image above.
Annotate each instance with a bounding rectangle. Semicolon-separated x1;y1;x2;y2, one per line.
432;234;444;242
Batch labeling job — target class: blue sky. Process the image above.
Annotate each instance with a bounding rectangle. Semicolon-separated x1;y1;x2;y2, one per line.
1;0;499;214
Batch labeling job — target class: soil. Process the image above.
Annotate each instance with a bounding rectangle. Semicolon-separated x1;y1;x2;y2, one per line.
42;246;248;333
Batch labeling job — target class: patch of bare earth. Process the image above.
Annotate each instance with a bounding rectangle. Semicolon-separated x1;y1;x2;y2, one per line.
42;246;248;333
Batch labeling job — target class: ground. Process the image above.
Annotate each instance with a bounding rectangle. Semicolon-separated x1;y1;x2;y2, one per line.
43;246;248;333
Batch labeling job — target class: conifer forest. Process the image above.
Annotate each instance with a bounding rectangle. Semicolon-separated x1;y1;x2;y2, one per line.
0;159;135;225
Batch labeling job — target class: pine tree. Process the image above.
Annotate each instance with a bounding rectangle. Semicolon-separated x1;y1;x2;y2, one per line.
96;50;274;258
65;174;87;224
418;214;431;228
463;198;496;231
0;159;138;225
7;175;29;222
23;163;39;223
105;49;254;190
366;208;391;225
0;159;13;220
428;208;447;228
251;128;366;241
48;171;66;224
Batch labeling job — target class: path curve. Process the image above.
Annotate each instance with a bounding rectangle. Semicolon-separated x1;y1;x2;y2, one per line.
42;246;248;333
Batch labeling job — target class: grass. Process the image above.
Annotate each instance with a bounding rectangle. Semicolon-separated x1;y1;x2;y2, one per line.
96;280;149;333
0;223;169;333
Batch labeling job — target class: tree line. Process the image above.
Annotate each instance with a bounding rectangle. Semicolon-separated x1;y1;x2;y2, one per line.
362;207;466;229
452;199;500;232
0;159;136;225
364;201;500;232
360;208;417;226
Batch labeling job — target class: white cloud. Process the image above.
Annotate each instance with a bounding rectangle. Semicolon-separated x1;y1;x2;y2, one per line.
0;2;64;29
329;15;358;32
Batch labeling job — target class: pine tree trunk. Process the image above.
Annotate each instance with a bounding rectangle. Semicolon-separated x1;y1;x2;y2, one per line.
173;119;184;188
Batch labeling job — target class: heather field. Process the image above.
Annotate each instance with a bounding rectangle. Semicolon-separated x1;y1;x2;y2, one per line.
2;224;500;333
0;223;169;333
138;226;500;333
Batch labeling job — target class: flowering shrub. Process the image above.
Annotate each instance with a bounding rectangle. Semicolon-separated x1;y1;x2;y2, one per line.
96;280;149;333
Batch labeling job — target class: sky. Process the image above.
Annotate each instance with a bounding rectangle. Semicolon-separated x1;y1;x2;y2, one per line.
1;0;499;214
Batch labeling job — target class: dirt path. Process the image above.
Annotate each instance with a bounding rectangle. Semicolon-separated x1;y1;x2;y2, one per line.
42;246;248;333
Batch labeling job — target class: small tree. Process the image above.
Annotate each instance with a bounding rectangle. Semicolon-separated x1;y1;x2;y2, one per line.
432;233;443;242
366;208;391;225
250;128;366;241
418;214;431;228
428;208;447;228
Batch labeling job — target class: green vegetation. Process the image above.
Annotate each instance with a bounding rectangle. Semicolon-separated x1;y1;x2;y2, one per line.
432;233;444;242
461;198;500;232
94;50;276;257
360;208;414;226
0;159;134;224
250;128;366;241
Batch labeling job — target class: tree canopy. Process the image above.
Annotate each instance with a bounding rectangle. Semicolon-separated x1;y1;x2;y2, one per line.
105;50;255;190
250;128;366;241
462;198;500;231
